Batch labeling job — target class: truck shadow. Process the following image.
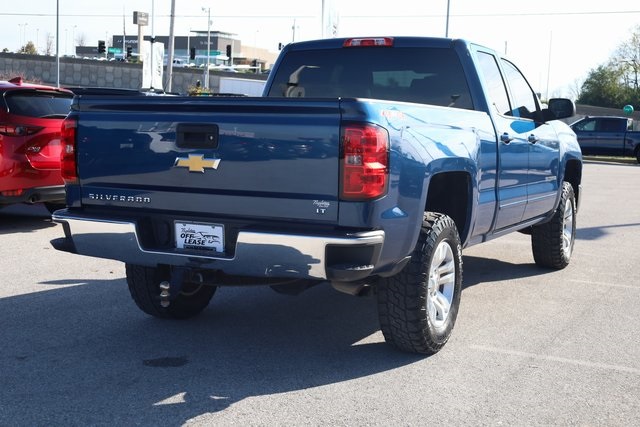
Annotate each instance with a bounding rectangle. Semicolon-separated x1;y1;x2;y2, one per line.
461;255;548;290
0;204;56;235
0;276;423;425
576;222;640;241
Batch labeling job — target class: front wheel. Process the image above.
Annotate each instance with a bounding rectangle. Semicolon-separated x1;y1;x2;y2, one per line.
531;181;576;269
377;212;463;355
126;264;216;319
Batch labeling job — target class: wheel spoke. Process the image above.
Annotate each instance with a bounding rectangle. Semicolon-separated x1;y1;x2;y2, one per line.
432;291;451;319
562;201;574;253
427;240;456;327
437;259;455;284
433;243;447;267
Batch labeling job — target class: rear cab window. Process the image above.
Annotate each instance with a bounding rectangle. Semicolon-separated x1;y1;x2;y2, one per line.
4;90;73;119
266;47;474;110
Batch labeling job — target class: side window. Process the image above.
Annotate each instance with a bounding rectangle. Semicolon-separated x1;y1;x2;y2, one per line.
476;51;510;116
501;59;539;120
573;119;596;132
599;118;623;132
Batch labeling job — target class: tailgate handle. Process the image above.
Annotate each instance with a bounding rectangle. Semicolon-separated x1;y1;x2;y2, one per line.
177;123;219;148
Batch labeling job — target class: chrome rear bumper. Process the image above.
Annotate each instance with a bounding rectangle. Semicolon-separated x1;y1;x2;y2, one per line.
52;210;384;281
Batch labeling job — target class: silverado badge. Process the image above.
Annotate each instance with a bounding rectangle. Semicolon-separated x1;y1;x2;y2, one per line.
174;155;221;173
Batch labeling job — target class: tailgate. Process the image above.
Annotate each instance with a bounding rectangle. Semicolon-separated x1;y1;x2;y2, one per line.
75;97;341;222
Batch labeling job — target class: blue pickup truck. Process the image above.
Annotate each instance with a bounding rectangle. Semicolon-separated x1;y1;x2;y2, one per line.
51;37;582;354
570;115;640;163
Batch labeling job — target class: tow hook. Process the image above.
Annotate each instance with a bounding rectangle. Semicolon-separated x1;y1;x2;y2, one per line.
158;267;188;308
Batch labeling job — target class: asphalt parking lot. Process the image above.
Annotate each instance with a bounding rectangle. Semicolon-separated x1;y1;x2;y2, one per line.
0;159;638;426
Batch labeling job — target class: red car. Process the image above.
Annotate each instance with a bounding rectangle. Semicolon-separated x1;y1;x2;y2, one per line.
0;77;74;211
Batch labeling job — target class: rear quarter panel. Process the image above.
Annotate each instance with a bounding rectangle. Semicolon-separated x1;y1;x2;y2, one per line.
337;99;496;271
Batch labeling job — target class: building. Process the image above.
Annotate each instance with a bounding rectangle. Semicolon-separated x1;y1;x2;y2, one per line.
99;31;278;70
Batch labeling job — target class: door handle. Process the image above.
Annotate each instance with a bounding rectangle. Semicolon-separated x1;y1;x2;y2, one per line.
528;134;539;144
500;132;512;144
177;123;219;148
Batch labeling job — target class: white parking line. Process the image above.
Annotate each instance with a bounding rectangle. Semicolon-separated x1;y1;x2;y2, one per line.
569;279;639;290
471;345;640;375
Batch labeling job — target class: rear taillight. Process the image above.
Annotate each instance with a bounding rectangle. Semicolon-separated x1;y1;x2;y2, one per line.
60;116;77;183
343;37;394;47
340;123;389;201
0;123;44;136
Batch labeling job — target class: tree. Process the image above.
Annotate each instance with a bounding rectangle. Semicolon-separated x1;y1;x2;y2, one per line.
612;26;640;94
578;25;640;108
76;32;86;47
578;65;626;108
45;33;54;56
18;41;37;55
569;78;584;101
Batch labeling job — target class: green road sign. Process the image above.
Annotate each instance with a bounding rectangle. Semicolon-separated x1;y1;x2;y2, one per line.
108;47;122;54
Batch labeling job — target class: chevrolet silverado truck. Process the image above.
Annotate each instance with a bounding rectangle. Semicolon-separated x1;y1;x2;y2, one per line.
570;115;640;163
51;37;582;354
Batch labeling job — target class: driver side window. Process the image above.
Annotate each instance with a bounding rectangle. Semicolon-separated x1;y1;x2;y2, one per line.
501;59;539;120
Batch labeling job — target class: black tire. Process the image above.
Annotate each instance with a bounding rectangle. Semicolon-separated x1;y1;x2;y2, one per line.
635;147;640;164
125;264;216;319
531;181;576;269
377;212;463;355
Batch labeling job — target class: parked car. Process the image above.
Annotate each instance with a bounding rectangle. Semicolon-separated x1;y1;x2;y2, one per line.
0;77;74;211
570;115;640;163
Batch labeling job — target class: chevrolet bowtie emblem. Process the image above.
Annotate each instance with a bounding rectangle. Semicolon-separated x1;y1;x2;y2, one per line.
174;155;221;173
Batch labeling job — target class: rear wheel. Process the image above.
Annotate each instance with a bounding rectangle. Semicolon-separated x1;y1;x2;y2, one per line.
377;212;463;354
126;264;216;319
531;181;576;269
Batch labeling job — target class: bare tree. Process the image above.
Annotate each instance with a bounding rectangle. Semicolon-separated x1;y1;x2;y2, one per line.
45;32;54;56
76;33;87;47
569;78;584;101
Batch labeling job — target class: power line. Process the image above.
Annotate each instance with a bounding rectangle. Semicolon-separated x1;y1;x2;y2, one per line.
1;10;640;19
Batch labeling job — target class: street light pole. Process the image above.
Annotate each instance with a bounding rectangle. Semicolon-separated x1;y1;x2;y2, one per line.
72;25;77;57
202;7;211;90
445;0;450;37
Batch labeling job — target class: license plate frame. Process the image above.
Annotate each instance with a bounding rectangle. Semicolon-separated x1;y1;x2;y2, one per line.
174;221;224;253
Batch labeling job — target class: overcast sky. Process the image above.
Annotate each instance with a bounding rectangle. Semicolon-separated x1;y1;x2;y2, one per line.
2;0;640;98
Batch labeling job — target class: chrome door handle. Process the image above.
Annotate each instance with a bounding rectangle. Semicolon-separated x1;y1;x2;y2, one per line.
500;133;512;144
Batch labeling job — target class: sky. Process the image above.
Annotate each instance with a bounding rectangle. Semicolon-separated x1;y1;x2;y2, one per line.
2;0;640;98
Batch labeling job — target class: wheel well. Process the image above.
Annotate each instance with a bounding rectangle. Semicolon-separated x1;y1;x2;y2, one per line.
424;172;471;241
564;159;583;208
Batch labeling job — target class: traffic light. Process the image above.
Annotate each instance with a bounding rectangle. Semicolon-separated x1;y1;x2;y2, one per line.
126;46;132;58
226;44;232;58
98;40;106;54
190;47;196;60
